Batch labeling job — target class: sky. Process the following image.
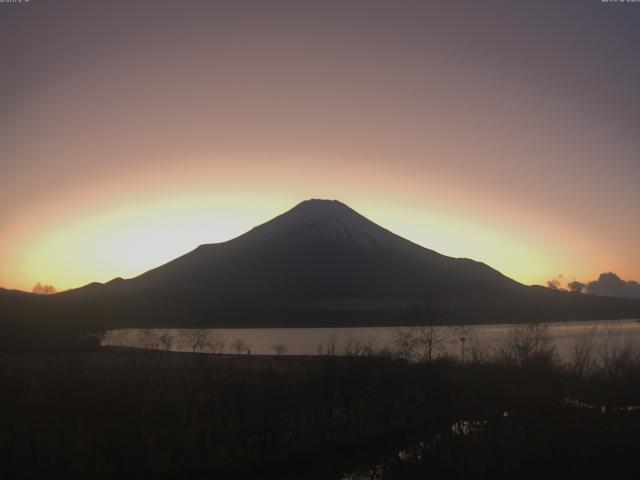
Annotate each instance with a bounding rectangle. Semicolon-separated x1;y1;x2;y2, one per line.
1;0;639;292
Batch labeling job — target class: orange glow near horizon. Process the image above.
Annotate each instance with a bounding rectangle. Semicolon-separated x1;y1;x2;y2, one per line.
0;158;626;293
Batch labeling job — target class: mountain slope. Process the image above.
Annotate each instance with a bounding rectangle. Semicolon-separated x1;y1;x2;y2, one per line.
120;199;523;302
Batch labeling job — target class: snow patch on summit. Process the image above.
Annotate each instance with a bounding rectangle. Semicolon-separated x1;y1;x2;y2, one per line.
245;199;397;249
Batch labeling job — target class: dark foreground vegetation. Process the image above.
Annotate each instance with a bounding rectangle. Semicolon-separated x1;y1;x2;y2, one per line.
2;325;640;480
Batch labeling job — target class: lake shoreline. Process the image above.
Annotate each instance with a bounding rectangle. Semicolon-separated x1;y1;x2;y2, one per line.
103;318;640;360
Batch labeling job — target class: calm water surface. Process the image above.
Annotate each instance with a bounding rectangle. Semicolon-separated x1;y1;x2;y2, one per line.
103;319;640;362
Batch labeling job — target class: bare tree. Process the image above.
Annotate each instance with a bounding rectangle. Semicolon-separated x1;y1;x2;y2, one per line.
599;325;638;380
138;330;160;350
393;325;458;362
187;329;210;353
415;324;457;362
159;332;173;351
495;323;557;367
317;340;337;356
231;338;248;355
272;343;287;356
210;331;226;354
465;330;491;363
569;324;600;377
392;301;460;362
393;327;419;360
343;336;374;357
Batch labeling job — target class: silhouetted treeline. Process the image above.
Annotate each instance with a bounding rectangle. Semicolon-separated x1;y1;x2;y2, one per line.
3;283;640;331
1;342;640;479
0;321;103;352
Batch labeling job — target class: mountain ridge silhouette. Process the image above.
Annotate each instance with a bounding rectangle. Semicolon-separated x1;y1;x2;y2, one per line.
2;199;640;328
70;199;523;301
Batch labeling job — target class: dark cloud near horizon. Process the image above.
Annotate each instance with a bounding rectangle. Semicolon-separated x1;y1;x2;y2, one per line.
549;273;640;299
585;273;640;299
547;275;564;290
567;281;586;293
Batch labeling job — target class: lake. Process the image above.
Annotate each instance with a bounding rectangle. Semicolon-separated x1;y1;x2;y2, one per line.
102;318;640;362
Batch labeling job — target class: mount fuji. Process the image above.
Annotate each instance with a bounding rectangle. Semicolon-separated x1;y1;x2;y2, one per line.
2;199;639;328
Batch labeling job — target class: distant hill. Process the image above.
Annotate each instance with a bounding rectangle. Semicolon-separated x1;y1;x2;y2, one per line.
2;199;640;329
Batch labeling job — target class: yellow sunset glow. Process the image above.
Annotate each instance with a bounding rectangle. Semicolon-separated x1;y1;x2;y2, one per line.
1;171;603;293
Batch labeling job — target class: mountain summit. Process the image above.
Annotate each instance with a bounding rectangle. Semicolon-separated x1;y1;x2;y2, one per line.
4;199;640;328
240;199;401;249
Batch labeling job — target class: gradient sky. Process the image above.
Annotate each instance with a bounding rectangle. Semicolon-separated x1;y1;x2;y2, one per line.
1;0;639;292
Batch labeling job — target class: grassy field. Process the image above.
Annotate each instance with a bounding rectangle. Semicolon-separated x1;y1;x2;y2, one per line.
1;336;640;479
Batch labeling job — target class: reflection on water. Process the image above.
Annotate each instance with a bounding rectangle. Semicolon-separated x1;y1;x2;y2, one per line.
102;319;640;362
